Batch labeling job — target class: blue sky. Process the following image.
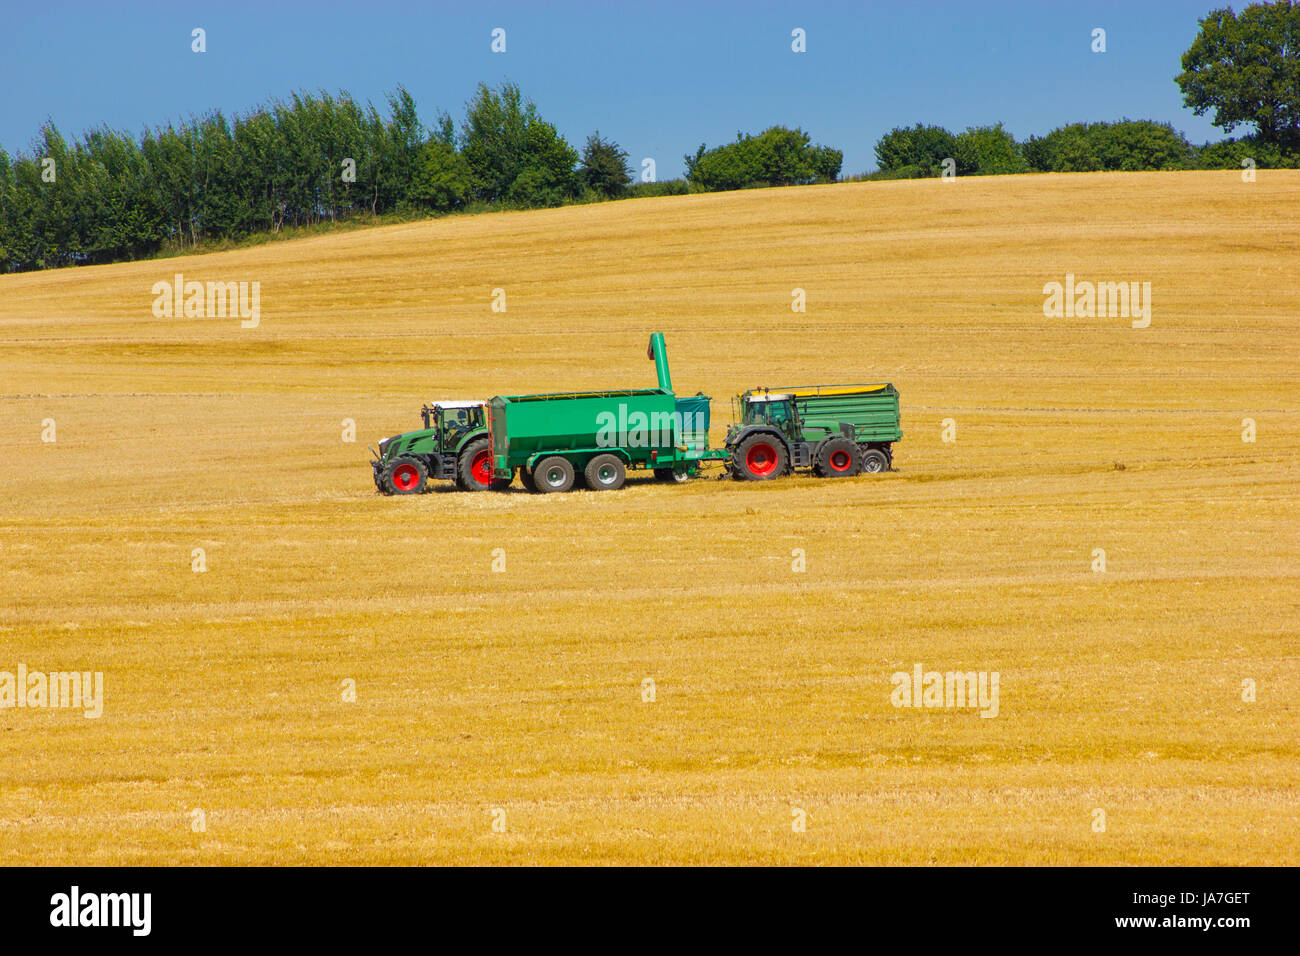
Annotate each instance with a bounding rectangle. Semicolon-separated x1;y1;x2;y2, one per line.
2;0;1227;177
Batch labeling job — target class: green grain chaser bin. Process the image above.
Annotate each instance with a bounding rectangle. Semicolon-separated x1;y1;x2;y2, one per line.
489;333;727;492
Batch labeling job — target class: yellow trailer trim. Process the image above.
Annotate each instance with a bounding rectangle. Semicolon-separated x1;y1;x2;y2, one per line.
746;384;892;399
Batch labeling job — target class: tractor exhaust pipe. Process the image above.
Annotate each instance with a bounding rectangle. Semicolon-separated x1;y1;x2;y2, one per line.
647;332;672;392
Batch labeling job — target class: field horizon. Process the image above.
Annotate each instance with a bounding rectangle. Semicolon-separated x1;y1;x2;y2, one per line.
2;170;1297;865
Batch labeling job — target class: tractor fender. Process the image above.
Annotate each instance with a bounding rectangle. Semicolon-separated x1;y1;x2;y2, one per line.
811;426;857;460
727;425;791;451
452;429;491;459
726;425;793;458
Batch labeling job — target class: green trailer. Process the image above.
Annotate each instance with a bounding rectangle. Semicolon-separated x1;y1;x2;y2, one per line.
726;383;902;480
370;401;503;494
490;333;728;492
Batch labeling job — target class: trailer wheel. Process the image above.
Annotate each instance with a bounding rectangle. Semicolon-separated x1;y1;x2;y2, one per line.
817;438;863;477
533;456;575;493
861;448;890;473
457;438;494;492
584;454;626;491
733;434;788;481
519;465;538;493
382;456;427;494
653;467;690;484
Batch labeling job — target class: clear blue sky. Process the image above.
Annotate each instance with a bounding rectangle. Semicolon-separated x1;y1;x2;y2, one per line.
2;0;1227;177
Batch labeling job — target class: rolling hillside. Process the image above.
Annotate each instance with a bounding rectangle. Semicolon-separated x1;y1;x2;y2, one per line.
1;171;1297;864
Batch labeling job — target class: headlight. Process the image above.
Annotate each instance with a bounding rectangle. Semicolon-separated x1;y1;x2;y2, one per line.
378;437;394;457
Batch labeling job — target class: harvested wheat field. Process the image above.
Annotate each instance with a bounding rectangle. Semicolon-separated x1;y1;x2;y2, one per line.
1;170;1297;865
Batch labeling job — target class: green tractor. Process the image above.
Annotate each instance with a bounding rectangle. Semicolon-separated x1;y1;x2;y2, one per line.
725;384;902;481
371;401;504;494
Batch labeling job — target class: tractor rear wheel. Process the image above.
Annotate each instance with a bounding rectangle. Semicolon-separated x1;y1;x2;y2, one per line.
584;454;626;491
861;448;890;473
457;438;493;491
732;434;788;481
653;467;690;484
533;456;575;493
817;437;863;477
382;456;427;495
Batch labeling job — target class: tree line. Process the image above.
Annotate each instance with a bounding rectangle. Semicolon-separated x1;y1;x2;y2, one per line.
2;1;1295;272
868;1;1299;180
0;79;841;273
864;118;1298;181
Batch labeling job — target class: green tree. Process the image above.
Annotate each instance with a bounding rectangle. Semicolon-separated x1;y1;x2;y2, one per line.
1023;121;1192;172
1176;1;1300;147
377;86;423;211
461;81;578;206
687;132;760;189
409;138;472;210
874;124;959;176
506;118;579;207
807;144;844;182
0;148;12;269
953;123;1029;175
686;126;841;190
579;132;632;197
1195;133;1300;167
1091;120;1194;170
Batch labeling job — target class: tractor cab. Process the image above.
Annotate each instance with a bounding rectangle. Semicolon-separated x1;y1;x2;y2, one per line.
736;392;801;442
425;400;486;452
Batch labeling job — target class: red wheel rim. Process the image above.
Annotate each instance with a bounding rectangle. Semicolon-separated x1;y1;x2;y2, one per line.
829;450;851;471
471;450;492;485
392;464;420;490
746;442;778;477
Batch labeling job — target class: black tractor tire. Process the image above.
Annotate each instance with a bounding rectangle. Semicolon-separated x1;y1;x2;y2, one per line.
732;433;788;481
381;455;428;495
817;437;863;477
457;437;493;492
861;448;890;473
533;456;576;493
584;454;626;491
518;466;538;493
653;467;690;484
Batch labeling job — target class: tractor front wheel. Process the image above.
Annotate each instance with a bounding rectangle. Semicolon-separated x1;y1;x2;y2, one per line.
732;434;788;481
382;456;428;495
457;438;494;492
533;456;575;493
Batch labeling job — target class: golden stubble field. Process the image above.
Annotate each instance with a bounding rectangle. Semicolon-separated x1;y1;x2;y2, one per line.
0;171;1297;865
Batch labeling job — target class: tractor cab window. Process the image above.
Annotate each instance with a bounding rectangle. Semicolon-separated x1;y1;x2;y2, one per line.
438;408;471;446
748;399;791;426
745;400;784;425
